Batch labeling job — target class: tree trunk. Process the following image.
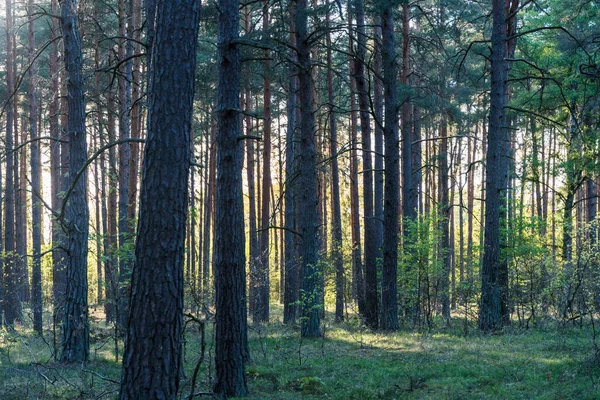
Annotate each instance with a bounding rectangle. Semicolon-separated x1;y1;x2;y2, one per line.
257;0;272;323
479;0;511;332
50;0;65;314
213;0;249;393
354;0;378;330
381;6;400;331
326;9;344;322
296;0;321;338
118;0;200;397
439;118;451;320
348;11;365;315
29;0;43;332
283;0;299;324
60;0;90;362
117;0;133;330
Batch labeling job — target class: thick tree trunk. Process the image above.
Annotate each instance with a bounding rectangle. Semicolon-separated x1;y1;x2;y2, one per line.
381;6;400;331
479;0;511;332
296;0;321;338
118;0;201;397
61;0;90;362
213;0;249;393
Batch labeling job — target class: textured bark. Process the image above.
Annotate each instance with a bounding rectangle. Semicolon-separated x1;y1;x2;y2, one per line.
61;0;90;362
29;0;43;332
283;0;298;324
479;0;511;332
373;17;384;280
381;6;400;331
353;0;378;330
213;0;249;393
118;0;200;397
296;0;321;338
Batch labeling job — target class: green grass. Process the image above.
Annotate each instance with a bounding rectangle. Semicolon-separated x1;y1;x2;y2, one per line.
1;307;599;399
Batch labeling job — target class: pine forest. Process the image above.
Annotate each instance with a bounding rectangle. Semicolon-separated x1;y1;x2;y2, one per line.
0;0;600;398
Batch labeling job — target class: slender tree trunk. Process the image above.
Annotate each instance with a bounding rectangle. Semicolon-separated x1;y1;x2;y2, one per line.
128;0;143;224
326;9;344;322
353;0;378;329
29;0;42;332
4;0;18;326
117;0;134;330
245;86;259;319
257;0;272;323
439;117;451;320
381;5;400;331
348;11;365;315
373;17;384;286
119;0;201;396
283;0;299;324
203;118;216;301
50;0;65;315
106;71;118;324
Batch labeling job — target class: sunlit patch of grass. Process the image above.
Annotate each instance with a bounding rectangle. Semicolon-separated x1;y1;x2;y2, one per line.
2;306;600;399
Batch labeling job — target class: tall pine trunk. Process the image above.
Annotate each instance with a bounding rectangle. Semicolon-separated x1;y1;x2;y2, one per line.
119;0;201;396
61;0;90;362
213;0;249;393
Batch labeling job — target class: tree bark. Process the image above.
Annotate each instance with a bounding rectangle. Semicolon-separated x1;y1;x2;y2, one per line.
119;0;201;397
213;0;249;393
479;0;511;332
381;5;400;331
61;0;90;362
296;0;321;338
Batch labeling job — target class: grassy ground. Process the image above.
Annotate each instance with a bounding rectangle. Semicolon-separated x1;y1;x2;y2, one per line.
1;307;599;399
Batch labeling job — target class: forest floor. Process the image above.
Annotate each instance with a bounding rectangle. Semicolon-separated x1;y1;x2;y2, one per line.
0;305;599;399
